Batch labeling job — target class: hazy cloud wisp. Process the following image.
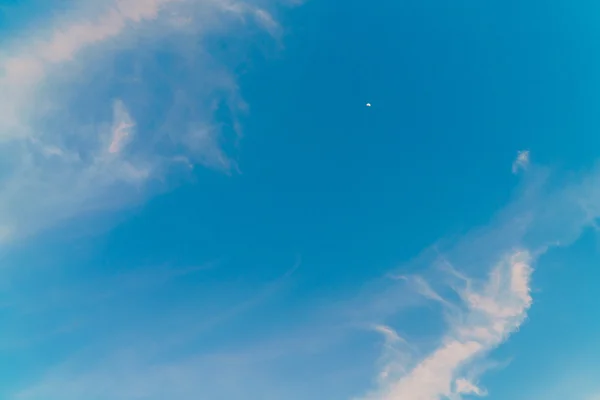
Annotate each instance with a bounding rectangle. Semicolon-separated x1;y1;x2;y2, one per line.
0;0;280;242
512;150;530;174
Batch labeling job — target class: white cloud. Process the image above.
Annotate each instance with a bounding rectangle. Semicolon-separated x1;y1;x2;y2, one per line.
253;8;281;35
0;0;186;142
349;161;600;400
374;325;404;344
358;251;532;400
512;150;530;173
108;100;135;154
1;0;179;86
454;378;485;397
0;0;281;242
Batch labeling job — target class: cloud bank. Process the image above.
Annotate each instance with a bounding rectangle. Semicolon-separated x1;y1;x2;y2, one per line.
0;0;280;242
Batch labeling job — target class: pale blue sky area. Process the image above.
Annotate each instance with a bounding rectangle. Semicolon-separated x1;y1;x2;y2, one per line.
1;1;600;399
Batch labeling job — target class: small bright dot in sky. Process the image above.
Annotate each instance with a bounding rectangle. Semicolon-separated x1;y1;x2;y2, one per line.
366;103;371;107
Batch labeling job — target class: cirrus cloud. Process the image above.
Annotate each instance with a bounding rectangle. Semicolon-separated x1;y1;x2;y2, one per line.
0;0;281;243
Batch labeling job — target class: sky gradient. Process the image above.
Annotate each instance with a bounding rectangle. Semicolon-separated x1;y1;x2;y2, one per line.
2;0;600;399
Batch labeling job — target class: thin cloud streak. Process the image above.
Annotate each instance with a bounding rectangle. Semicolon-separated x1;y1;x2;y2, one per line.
8;259;303;400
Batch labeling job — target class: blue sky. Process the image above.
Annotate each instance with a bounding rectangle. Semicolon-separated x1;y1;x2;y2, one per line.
2;0;600;399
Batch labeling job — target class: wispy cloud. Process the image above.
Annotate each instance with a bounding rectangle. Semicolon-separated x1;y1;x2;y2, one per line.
359;251;532;400
108;100;135;154
7;160;600;399
373;325;405;344
512;150;530;173
6;258;303;400
3;4;600;394
349;160;600;399
0;0;280;242
1;0;179;87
